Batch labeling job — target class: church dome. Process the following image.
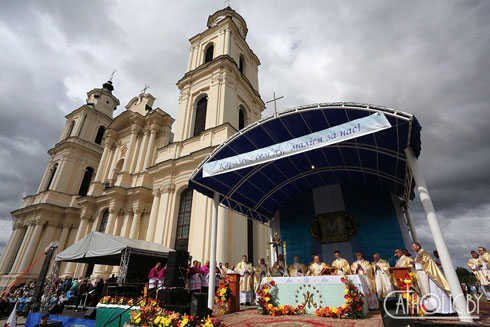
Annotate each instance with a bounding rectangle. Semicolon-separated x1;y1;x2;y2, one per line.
207;7;248;39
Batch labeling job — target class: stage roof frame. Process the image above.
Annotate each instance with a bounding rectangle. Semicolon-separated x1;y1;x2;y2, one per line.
189;102;422;223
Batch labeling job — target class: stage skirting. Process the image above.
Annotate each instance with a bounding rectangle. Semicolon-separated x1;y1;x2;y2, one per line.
95;304;139;327
261;275;377;314
26;312;95;327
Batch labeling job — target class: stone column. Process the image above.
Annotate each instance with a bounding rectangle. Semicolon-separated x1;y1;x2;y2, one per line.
10;223;35;273
225;28;231;55
136;130;149;172
187;46;194;71
145;190;161;242
130;133;143;173
64;217;89;276
104;145;117;181
105;208;118;235
58;224;71;250
120;210;133;238
0;224;22;274
94;137;114;182
129;210;141;239
17;221;44;274
121;126;139;172
143;126;157;169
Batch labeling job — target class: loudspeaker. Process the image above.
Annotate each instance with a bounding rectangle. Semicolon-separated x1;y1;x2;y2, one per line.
85;307;97;320
379;298;413;327
48;303;63;314
167;251;189;270
158;289;190;306
190;293;212;318
162;305;189;315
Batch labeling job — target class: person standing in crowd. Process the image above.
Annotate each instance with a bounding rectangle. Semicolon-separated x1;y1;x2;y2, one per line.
395;248;412;268
157;264;167;290
371;253;394;298
236;255;254;305
148;262;161;293
187;260;202;294
411;242;454;314
468;250;490;301
200;260;210;294
331;251;351;275
227;264;236;274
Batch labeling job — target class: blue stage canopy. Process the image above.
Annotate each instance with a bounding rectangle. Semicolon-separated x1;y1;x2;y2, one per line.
189;102;421;223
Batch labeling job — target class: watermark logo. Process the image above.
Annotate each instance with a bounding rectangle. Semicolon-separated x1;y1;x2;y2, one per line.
383;288;481;320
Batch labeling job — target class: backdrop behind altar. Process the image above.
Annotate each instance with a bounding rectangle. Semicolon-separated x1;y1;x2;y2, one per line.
274;183;412;265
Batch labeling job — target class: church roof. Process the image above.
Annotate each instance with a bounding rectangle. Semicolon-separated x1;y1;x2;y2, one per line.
189;102;422;223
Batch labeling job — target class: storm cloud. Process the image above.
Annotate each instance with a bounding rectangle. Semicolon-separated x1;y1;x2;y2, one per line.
0;0;489;267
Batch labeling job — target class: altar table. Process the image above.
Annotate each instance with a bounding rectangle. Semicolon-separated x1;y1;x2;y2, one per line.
261;275;378;314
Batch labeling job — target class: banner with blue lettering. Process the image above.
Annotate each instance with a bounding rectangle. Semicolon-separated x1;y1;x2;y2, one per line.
203;112;391;178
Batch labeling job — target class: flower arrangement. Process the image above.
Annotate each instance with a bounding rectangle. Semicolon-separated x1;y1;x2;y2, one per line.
130;307;224;327
215;277;233;314
398;272;427;317
256;278;304;316
315;276;364;319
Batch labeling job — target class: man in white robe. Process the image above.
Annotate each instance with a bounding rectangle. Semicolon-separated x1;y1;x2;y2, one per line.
236;255;254;305
468;250;490;300
371;253;394;298
271;254;288;277
411;242;455;314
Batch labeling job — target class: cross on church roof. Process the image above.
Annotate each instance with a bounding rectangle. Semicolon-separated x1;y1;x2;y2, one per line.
141;84;150;94
265;92;284;115
224;0;231;7
109;69;116;82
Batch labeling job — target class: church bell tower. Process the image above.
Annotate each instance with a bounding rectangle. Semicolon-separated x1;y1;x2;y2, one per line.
173;7;265;142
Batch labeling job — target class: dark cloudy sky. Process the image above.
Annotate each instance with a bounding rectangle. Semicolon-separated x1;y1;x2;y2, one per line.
0;1;489;268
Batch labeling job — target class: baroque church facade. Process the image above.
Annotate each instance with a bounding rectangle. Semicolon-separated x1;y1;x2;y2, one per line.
0;7;271;286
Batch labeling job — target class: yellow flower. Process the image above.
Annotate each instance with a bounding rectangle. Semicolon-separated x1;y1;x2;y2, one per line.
267;277;271;281
264;289;268;294
267;303;273;309
180;318;188;326
343;289;348;293
403;279;412;284
341;304;347;309
265;297;270;302
332;307;338;313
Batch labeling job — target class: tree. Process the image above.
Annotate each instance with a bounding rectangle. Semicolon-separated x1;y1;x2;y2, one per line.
456;267;477;284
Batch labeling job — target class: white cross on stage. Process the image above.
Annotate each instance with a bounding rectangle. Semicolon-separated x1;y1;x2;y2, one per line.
141;84;150;94
266;92;284;115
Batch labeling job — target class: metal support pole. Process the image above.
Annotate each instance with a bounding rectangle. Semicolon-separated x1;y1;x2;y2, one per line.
405;147;472;322
207;192;219;310
402;205;419;243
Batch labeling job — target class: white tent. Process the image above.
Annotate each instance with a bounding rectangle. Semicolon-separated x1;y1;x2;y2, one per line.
56;232;174;265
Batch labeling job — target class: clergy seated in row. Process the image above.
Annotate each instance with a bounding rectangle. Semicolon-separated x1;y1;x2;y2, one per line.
288;256;308;277
351;252;375;295
371;253;394;298
271;254;288;277
306;255;328;276
411;242;455;314
236;255;255;305
331;250;352;275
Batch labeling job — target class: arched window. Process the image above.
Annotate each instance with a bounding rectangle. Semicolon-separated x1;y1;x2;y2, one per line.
174;188;193;251
98;209;109;233
45;163;58;191
239;55;245;75
204;44;214;63
238;107;247;130
66;121;75;139
94;126;105;145
78;167;94;196
193;97;207;137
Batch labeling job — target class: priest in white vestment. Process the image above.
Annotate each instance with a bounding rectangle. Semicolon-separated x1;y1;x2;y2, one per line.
288;256;308;277
236;255;255;305
271;254;288;277
411;242;454;314
254;258;270;292
468;250;490;300
351;252;375;297
371;253;394;298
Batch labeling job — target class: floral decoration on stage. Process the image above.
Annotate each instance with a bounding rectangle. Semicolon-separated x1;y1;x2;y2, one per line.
398;272;427;317
257;278;305;316
130;307;224;327
215;277;233;314
315;276;364;319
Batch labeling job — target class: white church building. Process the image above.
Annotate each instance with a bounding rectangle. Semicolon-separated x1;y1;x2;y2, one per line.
0;6;271;286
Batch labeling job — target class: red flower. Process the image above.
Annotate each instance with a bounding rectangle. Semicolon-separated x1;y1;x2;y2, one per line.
340;277;346;283
270;280;276;286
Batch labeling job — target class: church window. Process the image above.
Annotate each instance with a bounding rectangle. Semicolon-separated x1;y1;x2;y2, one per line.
238;106;247;130
204;44;214;63
239;55;245;75
66;121;75;139
193;97;207;137
78;167;94;196
174;188;193;251
98;209;109;233
94;126;105;145
45;163;58;191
